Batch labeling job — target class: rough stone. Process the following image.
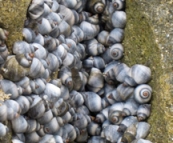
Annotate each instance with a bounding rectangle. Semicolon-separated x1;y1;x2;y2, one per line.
123;0;173;143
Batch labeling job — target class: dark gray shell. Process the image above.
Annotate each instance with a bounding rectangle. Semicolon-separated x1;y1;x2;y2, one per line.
25;131;40;143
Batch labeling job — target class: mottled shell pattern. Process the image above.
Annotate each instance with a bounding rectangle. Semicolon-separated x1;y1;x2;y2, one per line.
0;0;154;143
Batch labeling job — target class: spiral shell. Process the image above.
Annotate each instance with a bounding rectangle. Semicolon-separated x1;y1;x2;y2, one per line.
85;39;105;56
88;122;101;136
27;96;46;119
1;56;29;82
108;102;124;124
52;98;69;116
87;68;104;93
87;0;106;14
137;104;151;121
124;64;151;86
80;15;100;40
122;98;139;117
101;125;123;142
118;116;138;132
134;84;152;104
37;18;52;35
28;0;44;20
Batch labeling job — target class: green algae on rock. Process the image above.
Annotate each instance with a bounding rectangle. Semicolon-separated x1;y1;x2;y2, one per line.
0;0;31;52
123;0;173;143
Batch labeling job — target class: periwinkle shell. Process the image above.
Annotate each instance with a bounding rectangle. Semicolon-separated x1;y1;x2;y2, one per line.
137;104;151;121
12;115;28;133
134;84;152;104
25;131;40;143
0;79;21;99
87;0;106;14
82;92;102;112
88;122;101;136
0;123;8;137
87;68;104;93
1;56;29;82
136;122;150;139
37;109;53;125
15;96;30;114
124;64;151;86
27;96;46;119
101;125;123;142
28;0;44;20
111;11;126;28
122;98;139;117
43;83;61;103
80;16;100;40
37;18;52;35
43;117;60;134
29;57;45;78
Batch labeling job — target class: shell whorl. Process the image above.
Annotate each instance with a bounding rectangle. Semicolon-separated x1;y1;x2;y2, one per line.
94;2;105;13
134;84;152;104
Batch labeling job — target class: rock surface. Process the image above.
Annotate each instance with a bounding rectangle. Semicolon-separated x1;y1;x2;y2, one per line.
123;0;173;143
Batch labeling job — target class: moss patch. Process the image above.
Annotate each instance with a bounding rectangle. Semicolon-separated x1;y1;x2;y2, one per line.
0;0;31;52
123;0;170;142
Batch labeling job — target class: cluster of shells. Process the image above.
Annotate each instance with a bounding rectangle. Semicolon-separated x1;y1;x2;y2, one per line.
0;0;153;143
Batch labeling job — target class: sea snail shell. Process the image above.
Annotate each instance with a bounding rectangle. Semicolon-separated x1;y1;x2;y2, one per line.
134;84;152;104
87;0;106;14
0;123;9;137
137;104;151;121
124;64;151;86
